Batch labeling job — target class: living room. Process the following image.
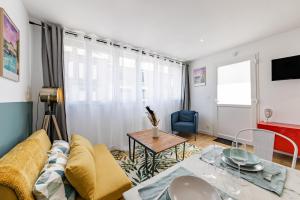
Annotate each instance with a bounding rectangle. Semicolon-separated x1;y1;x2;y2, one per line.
0;0;300;200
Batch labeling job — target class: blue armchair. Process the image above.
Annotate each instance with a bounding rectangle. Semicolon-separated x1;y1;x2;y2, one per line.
171;110;199;140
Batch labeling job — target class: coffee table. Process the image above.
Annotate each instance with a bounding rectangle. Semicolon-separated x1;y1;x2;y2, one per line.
127;129;188;177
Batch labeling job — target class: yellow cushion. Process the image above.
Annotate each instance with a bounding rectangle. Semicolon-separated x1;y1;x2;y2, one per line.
66;144;96;200
0;130;51;200
0;185;18;200
26;130;52;153
93;144;132;200
71;134;95;158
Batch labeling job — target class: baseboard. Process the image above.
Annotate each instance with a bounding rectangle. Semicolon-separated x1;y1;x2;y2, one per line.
214;133;253;145
198;129;213;136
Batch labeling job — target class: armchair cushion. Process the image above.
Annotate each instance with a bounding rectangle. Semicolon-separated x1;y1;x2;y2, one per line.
179;110;196;122
173;122;195;133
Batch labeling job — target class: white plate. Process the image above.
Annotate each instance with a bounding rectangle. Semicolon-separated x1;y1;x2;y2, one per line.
168;176;221;200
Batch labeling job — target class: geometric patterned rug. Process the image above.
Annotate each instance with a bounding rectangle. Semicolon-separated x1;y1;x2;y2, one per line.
111;143;202;186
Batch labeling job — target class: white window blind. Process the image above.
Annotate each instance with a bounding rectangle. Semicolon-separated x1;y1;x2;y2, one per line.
217;60;252;105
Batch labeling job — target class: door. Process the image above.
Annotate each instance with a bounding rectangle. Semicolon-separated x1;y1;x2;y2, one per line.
215;57;258;144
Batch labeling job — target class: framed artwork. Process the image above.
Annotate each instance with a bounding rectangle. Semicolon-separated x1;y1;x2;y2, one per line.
0;8;20;82
193;66;206;86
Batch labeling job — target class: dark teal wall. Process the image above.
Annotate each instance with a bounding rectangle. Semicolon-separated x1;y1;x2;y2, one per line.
0;102;32;157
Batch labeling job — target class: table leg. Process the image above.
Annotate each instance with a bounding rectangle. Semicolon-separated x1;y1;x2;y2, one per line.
152;152;156;177
133;140;136;162
175;146;178;161
128;137;131;160
145;148;148;174
182;142;186;161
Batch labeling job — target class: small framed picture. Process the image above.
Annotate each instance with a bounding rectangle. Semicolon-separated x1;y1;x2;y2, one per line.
193;67;206;86
0;8;20;82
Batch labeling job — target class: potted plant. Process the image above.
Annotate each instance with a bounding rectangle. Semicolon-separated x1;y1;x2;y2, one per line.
145;106;160;138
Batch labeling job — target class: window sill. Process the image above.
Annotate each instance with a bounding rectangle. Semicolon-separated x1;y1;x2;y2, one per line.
217;104;252;108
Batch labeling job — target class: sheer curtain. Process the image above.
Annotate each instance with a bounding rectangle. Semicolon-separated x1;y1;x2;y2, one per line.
64;34;182;150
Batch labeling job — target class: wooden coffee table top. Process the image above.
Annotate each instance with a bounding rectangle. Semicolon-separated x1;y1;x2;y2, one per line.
127;129;188;153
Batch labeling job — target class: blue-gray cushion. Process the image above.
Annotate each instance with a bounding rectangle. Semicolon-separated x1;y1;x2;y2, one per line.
179;111;195;122
173;122;195;133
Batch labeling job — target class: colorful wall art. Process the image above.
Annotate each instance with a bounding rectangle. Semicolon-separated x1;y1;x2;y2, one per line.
193;66;206;86
0;8;20;81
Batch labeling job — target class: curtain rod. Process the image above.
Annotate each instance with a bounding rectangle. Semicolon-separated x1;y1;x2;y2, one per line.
65;30;183;64
29;21;44;27
29;20;185;65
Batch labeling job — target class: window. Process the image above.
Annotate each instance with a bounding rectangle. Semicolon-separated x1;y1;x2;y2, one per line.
119;56;137;101
68;62;74;78
64;36;182;105
140;61;154;105
217;60;251;105
119;57;136;68
78;63;85;79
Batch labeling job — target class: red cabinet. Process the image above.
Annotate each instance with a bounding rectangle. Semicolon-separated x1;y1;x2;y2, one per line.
257;121;300;156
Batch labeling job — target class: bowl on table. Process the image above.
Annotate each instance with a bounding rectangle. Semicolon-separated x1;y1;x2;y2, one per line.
223;148;261;167
168;176;221;200
221;155;264;172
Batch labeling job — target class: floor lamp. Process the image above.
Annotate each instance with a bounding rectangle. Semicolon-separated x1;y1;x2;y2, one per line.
39;87;63;140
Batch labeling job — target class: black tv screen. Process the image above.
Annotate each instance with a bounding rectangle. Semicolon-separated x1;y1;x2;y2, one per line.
272;55;300;81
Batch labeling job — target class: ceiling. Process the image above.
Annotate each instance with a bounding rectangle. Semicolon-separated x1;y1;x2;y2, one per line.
22;0;300;61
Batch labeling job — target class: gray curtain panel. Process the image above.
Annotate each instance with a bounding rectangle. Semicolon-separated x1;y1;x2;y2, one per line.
41;22;68;141
181;64;191;110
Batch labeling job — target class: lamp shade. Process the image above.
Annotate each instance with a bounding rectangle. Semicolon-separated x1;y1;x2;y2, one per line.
39;87;63;104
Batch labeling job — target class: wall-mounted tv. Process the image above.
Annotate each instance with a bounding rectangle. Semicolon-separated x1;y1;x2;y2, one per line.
272;55;300;81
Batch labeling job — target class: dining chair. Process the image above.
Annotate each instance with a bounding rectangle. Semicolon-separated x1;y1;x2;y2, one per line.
234;128;298;169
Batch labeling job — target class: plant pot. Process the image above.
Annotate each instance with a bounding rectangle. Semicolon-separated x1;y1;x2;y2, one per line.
152;126;159;138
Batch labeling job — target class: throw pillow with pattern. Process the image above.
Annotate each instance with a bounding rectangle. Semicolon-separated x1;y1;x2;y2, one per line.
49;140;70;155
33;147;75;200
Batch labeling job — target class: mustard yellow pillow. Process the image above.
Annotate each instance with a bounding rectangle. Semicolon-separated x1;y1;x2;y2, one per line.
71;134;95;158
65;145;96;200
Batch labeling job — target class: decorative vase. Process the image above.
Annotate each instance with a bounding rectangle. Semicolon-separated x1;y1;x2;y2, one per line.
264;108;273;122
152;126;159;138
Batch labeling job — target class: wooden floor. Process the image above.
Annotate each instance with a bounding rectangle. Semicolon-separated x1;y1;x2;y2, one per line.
177;132;300;170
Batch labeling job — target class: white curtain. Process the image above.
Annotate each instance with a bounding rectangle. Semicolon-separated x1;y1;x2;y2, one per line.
64;34;182;150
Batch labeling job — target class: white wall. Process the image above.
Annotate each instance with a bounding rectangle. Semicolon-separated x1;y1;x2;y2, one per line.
189;28;300;135
30;24;44;130
0;0;31;102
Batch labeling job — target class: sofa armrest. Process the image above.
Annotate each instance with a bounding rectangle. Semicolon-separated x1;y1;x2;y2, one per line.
0;185;17;200
193;112;199;133
171;111;179;131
